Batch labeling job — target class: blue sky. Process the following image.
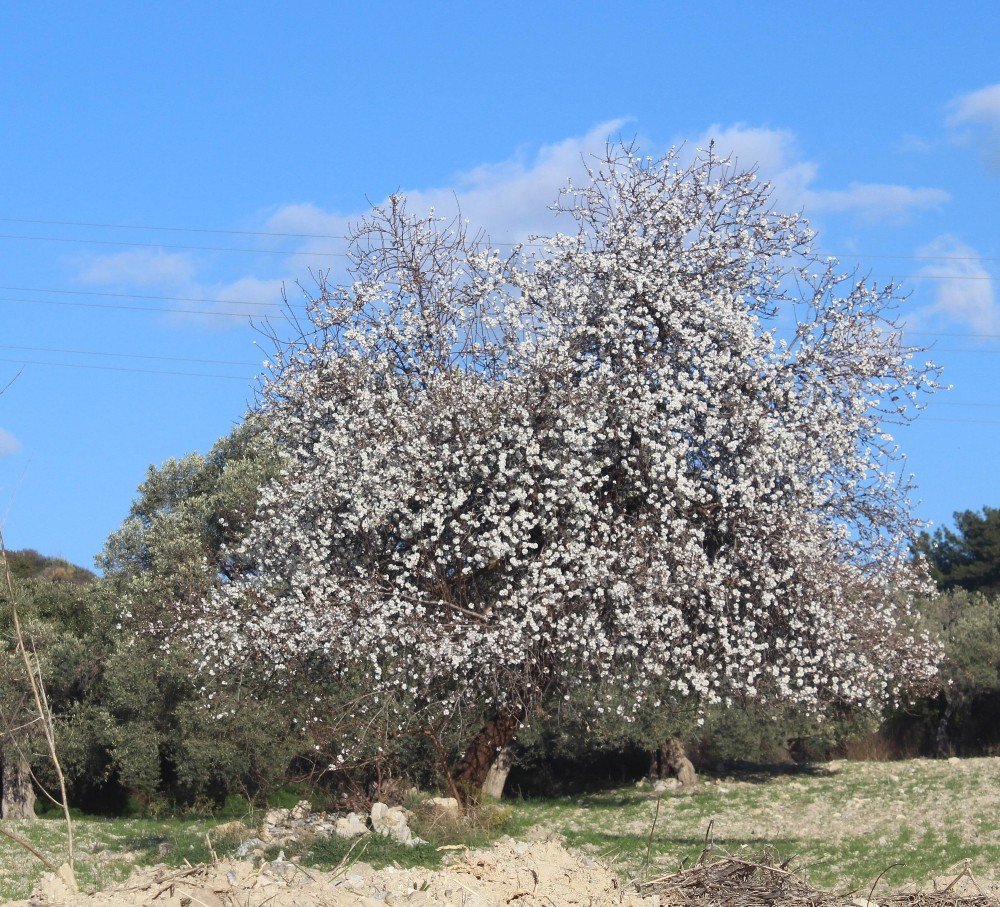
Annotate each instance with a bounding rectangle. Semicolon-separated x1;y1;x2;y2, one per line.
0;2;998;568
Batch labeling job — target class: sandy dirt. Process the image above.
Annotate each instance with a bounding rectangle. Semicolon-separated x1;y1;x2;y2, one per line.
14;839;659;907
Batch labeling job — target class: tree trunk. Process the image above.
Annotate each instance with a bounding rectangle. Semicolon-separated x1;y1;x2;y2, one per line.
481;745;514;799
2;751;37;821
936;692;961;757
650;738;697;786
453;707;523;792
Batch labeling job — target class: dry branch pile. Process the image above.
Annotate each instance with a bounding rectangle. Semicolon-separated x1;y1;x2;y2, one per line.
645;849;999;907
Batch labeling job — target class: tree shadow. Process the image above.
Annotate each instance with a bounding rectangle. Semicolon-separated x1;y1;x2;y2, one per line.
712;760;839;783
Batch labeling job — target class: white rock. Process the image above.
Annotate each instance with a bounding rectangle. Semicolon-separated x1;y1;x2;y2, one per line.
262;807;290;828
370;801;426;847
426;796;461;816
335;812;370;838
235;837;265;858
653;778;679;792
290;799;312;820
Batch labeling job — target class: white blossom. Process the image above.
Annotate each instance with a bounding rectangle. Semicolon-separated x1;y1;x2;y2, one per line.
187;147;941;743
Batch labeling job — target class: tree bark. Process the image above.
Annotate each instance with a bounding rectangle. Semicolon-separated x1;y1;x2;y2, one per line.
650;738;697;786
2;751;37;821
453;707;523;792
481;745;514;799
936;692;962;757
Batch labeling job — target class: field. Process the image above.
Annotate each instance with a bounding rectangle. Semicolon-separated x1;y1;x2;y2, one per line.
2;758;999;902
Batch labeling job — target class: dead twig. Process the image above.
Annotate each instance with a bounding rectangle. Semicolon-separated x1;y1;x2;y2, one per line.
0;527;75;876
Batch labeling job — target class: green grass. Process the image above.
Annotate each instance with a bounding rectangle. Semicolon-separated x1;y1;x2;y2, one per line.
508;758;1000;890
2;758;999;901
0;815;226;900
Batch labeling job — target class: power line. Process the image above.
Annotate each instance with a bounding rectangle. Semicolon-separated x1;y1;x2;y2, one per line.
0;232;345;257
847;275;995;282
922;348;1000;354
916;416;1000;425
5;338;999;394
0;343;261;367
931;401;1000;409
909;331;1000;340
0;284;298;308
0;295;260;320
0;357;251;380
1;352;997;408
0;216;339;240
1;215;998;265
829;252;1000;264
1;285;996;319
0;228;998;276
6;294;1000;354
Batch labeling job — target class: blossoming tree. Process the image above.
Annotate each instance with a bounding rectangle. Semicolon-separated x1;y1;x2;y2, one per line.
191;147;940;789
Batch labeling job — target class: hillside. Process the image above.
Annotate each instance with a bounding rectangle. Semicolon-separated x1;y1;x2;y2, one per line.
4;548;95;585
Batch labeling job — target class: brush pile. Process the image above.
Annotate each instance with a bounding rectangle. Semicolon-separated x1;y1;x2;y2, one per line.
644;848;999;907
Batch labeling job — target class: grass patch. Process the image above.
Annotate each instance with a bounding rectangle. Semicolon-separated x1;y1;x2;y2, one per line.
2;758;999;900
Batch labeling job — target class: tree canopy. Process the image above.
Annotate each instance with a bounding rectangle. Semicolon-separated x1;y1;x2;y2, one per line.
186;147;942;784
916;507;1000;594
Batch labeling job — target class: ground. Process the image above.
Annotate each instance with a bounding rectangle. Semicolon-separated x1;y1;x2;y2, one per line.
1;758;998;902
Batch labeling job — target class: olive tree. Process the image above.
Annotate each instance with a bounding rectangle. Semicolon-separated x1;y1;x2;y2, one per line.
91;421;299;805
190;147;941;790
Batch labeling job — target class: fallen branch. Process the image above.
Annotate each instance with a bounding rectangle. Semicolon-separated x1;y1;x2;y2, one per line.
0;824;57;871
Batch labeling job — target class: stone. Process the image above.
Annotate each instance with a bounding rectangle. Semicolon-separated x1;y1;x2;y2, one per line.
653;778;679;792
336;811;370;838
235;837;265;858
263;858;297;882
370;801;426;847
55;863;77;892
263;807;290;826
425;796;461;816
290;799;312;820
212;819;248;838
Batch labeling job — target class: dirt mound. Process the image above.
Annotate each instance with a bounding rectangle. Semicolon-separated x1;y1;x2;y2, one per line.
14;839;654;907
18;842;999;907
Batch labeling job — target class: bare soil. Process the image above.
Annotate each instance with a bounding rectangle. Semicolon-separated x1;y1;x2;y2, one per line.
14;839;655;907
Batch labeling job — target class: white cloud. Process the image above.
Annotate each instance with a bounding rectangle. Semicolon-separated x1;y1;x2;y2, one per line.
77;249;199;288
0;428;21;457
947;83;1000;170
70;120;951;332
266;119;633;246
693;124;949;222
907;237;998;336
269;119;943;252
807;183;949;220
404;119;632;240
896;133;937;155
167;276;289;329
264;203;348;240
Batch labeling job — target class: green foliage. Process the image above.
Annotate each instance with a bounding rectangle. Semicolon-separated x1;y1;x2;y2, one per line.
916;506;1000;593
4;549;94;585
1;563;99;815
75;420;298;807
919;588;1000;694
8;424;1000;814
1;421;308;813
